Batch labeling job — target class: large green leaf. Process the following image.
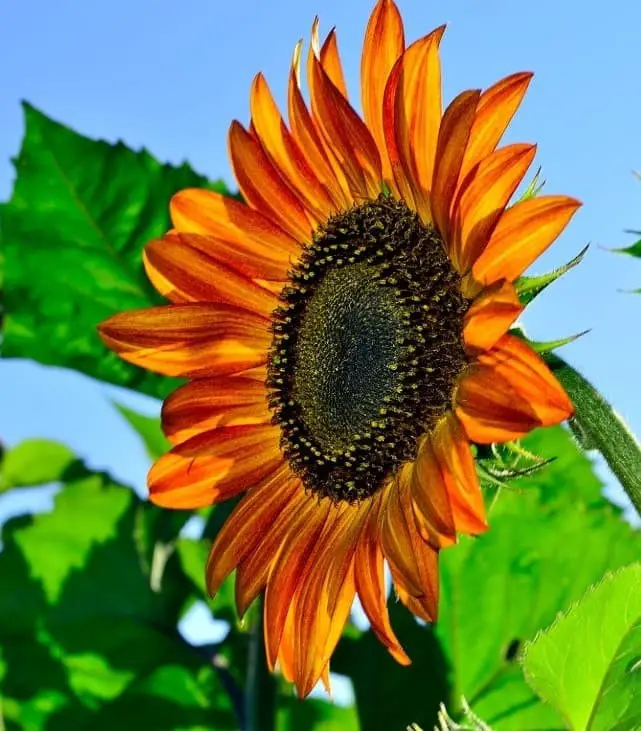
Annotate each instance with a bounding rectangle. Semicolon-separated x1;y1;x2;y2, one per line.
0;104;232;399
0;439;237;730
277;696;359;730
0;439;75;492
523;563;641;731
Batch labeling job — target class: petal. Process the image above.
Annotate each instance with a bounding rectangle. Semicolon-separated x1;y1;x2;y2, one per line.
148;423;283;509
383;28;444;218
144;234;279;316
431;414;488;535
410;437;457;546
361;0;405;181
235;488;317;617
354;498;411;665
381;479;439;621
472;195;582;285
99;303;270;378
170;190;299;280
308;47;382;200
250;73;337;223
205;466;298;597
457;334;574;444
451;143;537;273
459;72;533;183
161;376;270;445
228;120;314;242
287;48;351;208
320;29;348;98
264;497;333;670
431;89;480;242
462;280;524;353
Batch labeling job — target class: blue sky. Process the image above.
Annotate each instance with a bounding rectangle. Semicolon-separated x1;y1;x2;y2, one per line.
1;0;640;554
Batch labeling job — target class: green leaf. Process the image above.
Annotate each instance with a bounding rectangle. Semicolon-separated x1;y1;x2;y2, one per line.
0;103;233;399
277;696;359;730
113;401;169;461
545;352;641;518
515;244;588;306
611;238;641;257
0;439;75;492
523;564;641;731
527;329;590;354
0;439;237;729
436;426;641;730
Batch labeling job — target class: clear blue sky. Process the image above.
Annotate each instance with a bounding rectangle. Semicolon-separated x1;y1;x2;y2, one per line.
1;0;640;522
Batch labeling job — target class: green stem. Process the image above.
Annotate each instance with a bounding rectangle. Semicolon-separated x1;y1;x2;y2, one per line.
245;598;277;731
545;353;641;518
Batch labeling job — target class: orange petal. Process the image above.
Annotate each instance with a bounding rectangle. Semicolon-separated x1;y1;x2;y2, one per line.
383;28;444;218
472;195;581;285
431;414;488;535
99;303;270;378
431;89;480;243
205;466;298;597
459;72;533;184
161;376;270;445
361;0;405;181
250;73;337;223
228;120;313;242
148;423;283;509
144;234;279;316
287;49;351;209
381;480;439;621
456;334;574;443
308;48;382;200
320;29;348;98
462;280;524;353
410;437;457;546
354;501;411;665
451;143;537;273
264;497;333;670
235;489;316;617
170;190;299;281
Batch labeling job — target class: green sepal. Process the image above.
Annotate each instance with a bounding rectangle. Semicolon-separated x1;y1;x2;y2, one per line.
515;244;589;305
516;166;544;203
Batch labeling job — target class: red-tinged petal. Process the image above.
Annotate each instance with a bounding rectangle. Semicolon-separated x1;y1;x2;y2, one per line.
354;499;411;665
205;466;298;597
147;424;283;509
250;73;337;223
459;72;533;184
431;414;488;535
288;51;351;208
382;479;439;622
235;490;318;617
308;49;382;200
383;28;444;218
410;437;457;546
462;280;524;353
320;29;348;98
161;376;270;445
170;190;299;280
472;195;581;285
144;234;279;316
228;120;314;242
99;303;270;378
361;0;405;181
264;497;333;670
451;143;537;273
457;334;573;444
431;89;480;242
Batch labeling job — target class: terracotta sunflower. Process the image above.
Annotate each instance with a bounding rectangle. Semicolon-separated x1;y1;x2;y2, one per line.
99;0;579;698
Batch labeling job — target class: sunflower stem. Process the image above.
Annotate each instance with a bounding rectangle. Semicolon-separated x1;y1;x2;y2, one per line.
244;597;277;731
545;352;641;518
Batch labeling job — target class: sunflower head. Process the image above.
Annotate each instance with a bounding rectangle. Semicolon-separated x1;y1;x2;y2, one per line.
99;0;579;699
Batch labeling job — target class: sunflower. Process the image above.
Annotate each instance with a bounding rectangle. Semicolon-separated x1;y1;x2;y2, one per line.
99;0;579;698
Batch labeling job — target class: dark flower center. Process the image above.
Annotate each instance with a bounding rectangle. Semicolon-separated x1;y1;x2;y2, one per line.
267;196;469;503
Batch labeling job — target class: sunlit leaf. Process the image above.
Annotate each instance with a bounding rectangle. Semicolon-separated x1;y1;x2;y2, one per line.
523;563;641;731
0;103;233;399
0;439;75;492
